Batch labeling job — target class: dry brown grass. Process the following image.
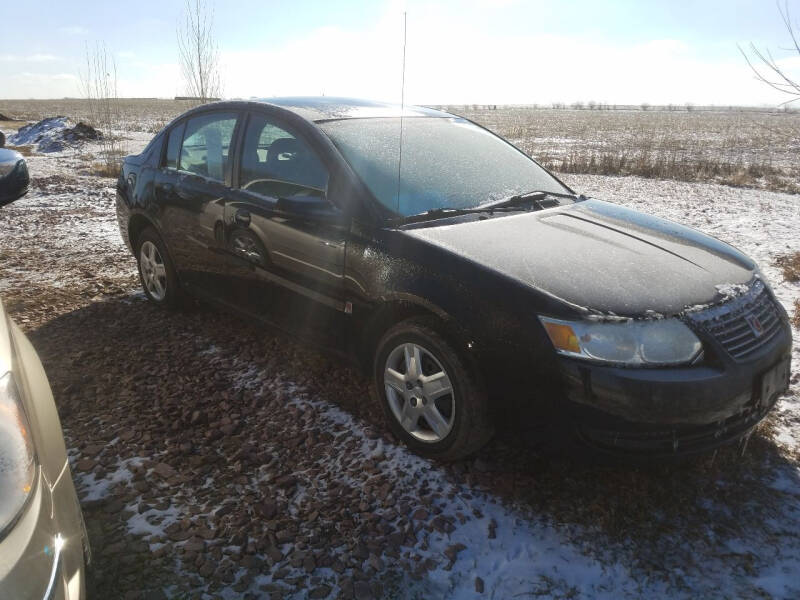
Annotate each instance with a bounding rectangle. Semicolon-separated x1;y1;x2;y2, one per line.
0;119;25;133
540;148;798;192
456;106;800;194
776;252;800;282
792;299;800;329
4;100;800;193
0;98;192;133
10;144;34;156
146;118;171;134
90;161;121;178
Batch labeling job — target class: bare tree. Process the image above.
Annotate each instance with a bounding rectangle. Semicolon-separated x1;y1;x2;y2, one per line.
177;0;222;104
80;42;124;175
741;1;800;105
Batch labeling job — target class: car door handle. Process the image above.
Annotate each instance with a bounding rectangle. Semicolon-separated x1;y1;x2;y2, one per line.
235;209;251;227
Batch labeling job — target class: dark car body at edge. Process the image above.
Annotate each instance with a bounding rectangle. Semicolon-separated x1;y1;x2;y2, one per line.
0;147;31;207
115;97;792;459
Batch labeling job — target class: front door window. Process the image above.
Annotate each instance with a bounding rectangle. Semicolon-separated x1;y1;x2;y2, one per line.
239;114;328;199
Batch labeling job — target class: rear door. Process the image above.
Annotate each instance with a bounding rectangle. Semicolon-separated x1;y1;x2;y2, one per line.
154;110;240;293
220;111;349;345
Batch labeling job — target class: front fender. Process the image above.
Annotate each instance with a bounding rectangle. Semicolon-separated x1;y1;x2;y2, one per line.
345;227;565;416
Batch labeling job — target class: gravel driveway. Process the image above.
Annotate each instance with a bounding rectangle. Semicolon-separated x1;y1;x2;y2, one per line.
1;145;799;599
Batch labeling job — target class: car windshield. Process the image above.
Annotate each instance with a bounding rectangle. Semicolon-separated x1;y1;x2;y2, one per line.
320;116;571;217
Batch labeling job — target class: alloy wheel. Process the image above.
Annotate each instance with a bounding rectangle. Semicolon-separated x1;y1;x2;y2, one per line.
139;240;167;301
384;342;455;443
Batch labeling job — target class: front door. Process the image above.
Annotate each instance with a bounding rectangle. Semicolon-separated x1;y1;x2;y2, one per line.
220;112;349;346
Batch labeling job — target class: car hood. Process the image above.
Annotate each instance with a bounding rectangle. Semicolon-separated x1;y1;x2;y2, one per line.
403;199;756;316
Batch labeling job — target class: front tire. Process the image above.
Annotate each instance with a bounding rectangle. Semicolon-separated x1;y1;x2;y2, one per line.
136;227;181;307
374;317;493;461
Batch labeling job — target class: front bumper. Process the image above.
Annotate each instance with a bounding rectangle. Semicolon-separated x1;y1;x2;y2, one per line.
558;320;792;458
0;462;86;600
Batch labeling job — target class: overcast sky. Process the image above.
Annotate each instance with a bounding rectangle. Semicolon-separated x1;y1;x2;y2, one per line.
1;0;799;106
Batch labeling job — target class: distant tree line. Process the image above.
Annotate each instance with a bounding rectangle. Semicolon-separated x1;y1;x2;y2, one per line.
432;103;796;114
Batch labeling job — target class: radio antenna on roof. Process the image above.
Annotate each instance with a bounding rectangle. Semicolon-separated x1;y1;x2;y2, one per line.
396;11;407;212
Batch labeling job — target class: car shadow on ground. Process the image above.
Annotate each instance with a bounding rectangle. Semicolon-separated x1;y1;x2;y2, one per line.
28;294;800;598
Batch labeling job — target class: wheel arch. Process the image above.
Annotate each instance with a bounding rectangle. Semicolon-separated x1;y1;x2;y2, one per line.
366;295;495;460
128;212;163;253
357;294;474;373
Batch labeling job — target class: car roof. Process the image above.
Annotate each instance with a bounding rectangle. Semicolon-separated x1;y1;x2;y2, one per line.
190;97;455;123
260;97;453;122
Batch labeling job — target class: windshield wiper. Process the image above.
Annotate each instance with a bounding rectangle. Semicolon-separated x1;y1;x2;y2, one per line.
390;190;584;226
479;189;584;211
479;190;547;211
390;206;517;226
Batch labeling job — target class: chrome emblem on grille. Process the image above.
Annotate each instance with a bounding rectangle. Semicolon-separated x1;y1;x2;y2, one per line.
745;313;764;337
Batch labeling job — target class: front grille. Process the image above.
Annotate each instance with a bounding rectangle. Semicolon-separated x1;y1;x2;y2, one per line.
687;280;783;360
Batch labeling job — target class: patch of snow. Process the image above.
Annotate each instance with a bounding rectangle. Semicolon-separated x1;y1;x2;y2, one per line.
74;456;144;502
9;117;101;152
715;282;751;300
126;502;181;540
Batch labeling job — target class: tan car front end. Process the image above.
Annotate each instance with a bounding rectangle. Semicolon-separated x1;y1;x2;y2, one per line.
0;299;88;600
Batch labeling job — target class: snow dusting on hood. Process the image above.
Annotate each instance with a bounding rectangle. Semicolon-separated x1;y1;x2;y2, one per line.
715;282;752;300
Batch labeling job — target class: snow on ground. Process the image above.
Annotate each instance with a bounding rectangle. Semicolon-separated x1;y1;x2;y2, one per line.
75;456;145;502
9;116;102;152
191;328;800;599
264;377;653;599
189;344;654;598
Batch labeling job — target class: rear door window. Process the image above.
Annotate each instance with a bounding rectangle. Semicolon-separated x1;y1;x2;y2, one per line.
179;112;238;182
163;122;185;169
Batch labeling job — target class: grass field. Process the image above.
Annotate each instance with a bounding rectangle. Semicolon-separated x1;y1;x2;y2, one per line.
0;98;190;134
2;98;799;193
453;105;800;193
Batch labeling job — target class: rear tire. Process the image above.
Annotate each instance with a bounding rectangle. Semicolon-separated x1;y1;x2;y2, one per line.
374;317;493;461
136;227;182;308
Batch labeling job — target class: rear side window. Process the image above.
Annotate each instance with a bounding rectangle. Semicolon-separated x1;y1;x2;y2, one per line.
179;112;238;182
164;122;185;169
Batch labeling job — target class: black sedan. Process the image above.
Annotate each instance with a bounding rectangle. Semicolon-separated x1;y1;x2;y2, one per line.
115;98;792;460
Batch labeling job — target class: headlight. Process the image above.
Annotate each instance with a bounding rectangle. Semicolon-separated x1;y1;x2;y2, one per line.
0;372;36;534
539;316;702;366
